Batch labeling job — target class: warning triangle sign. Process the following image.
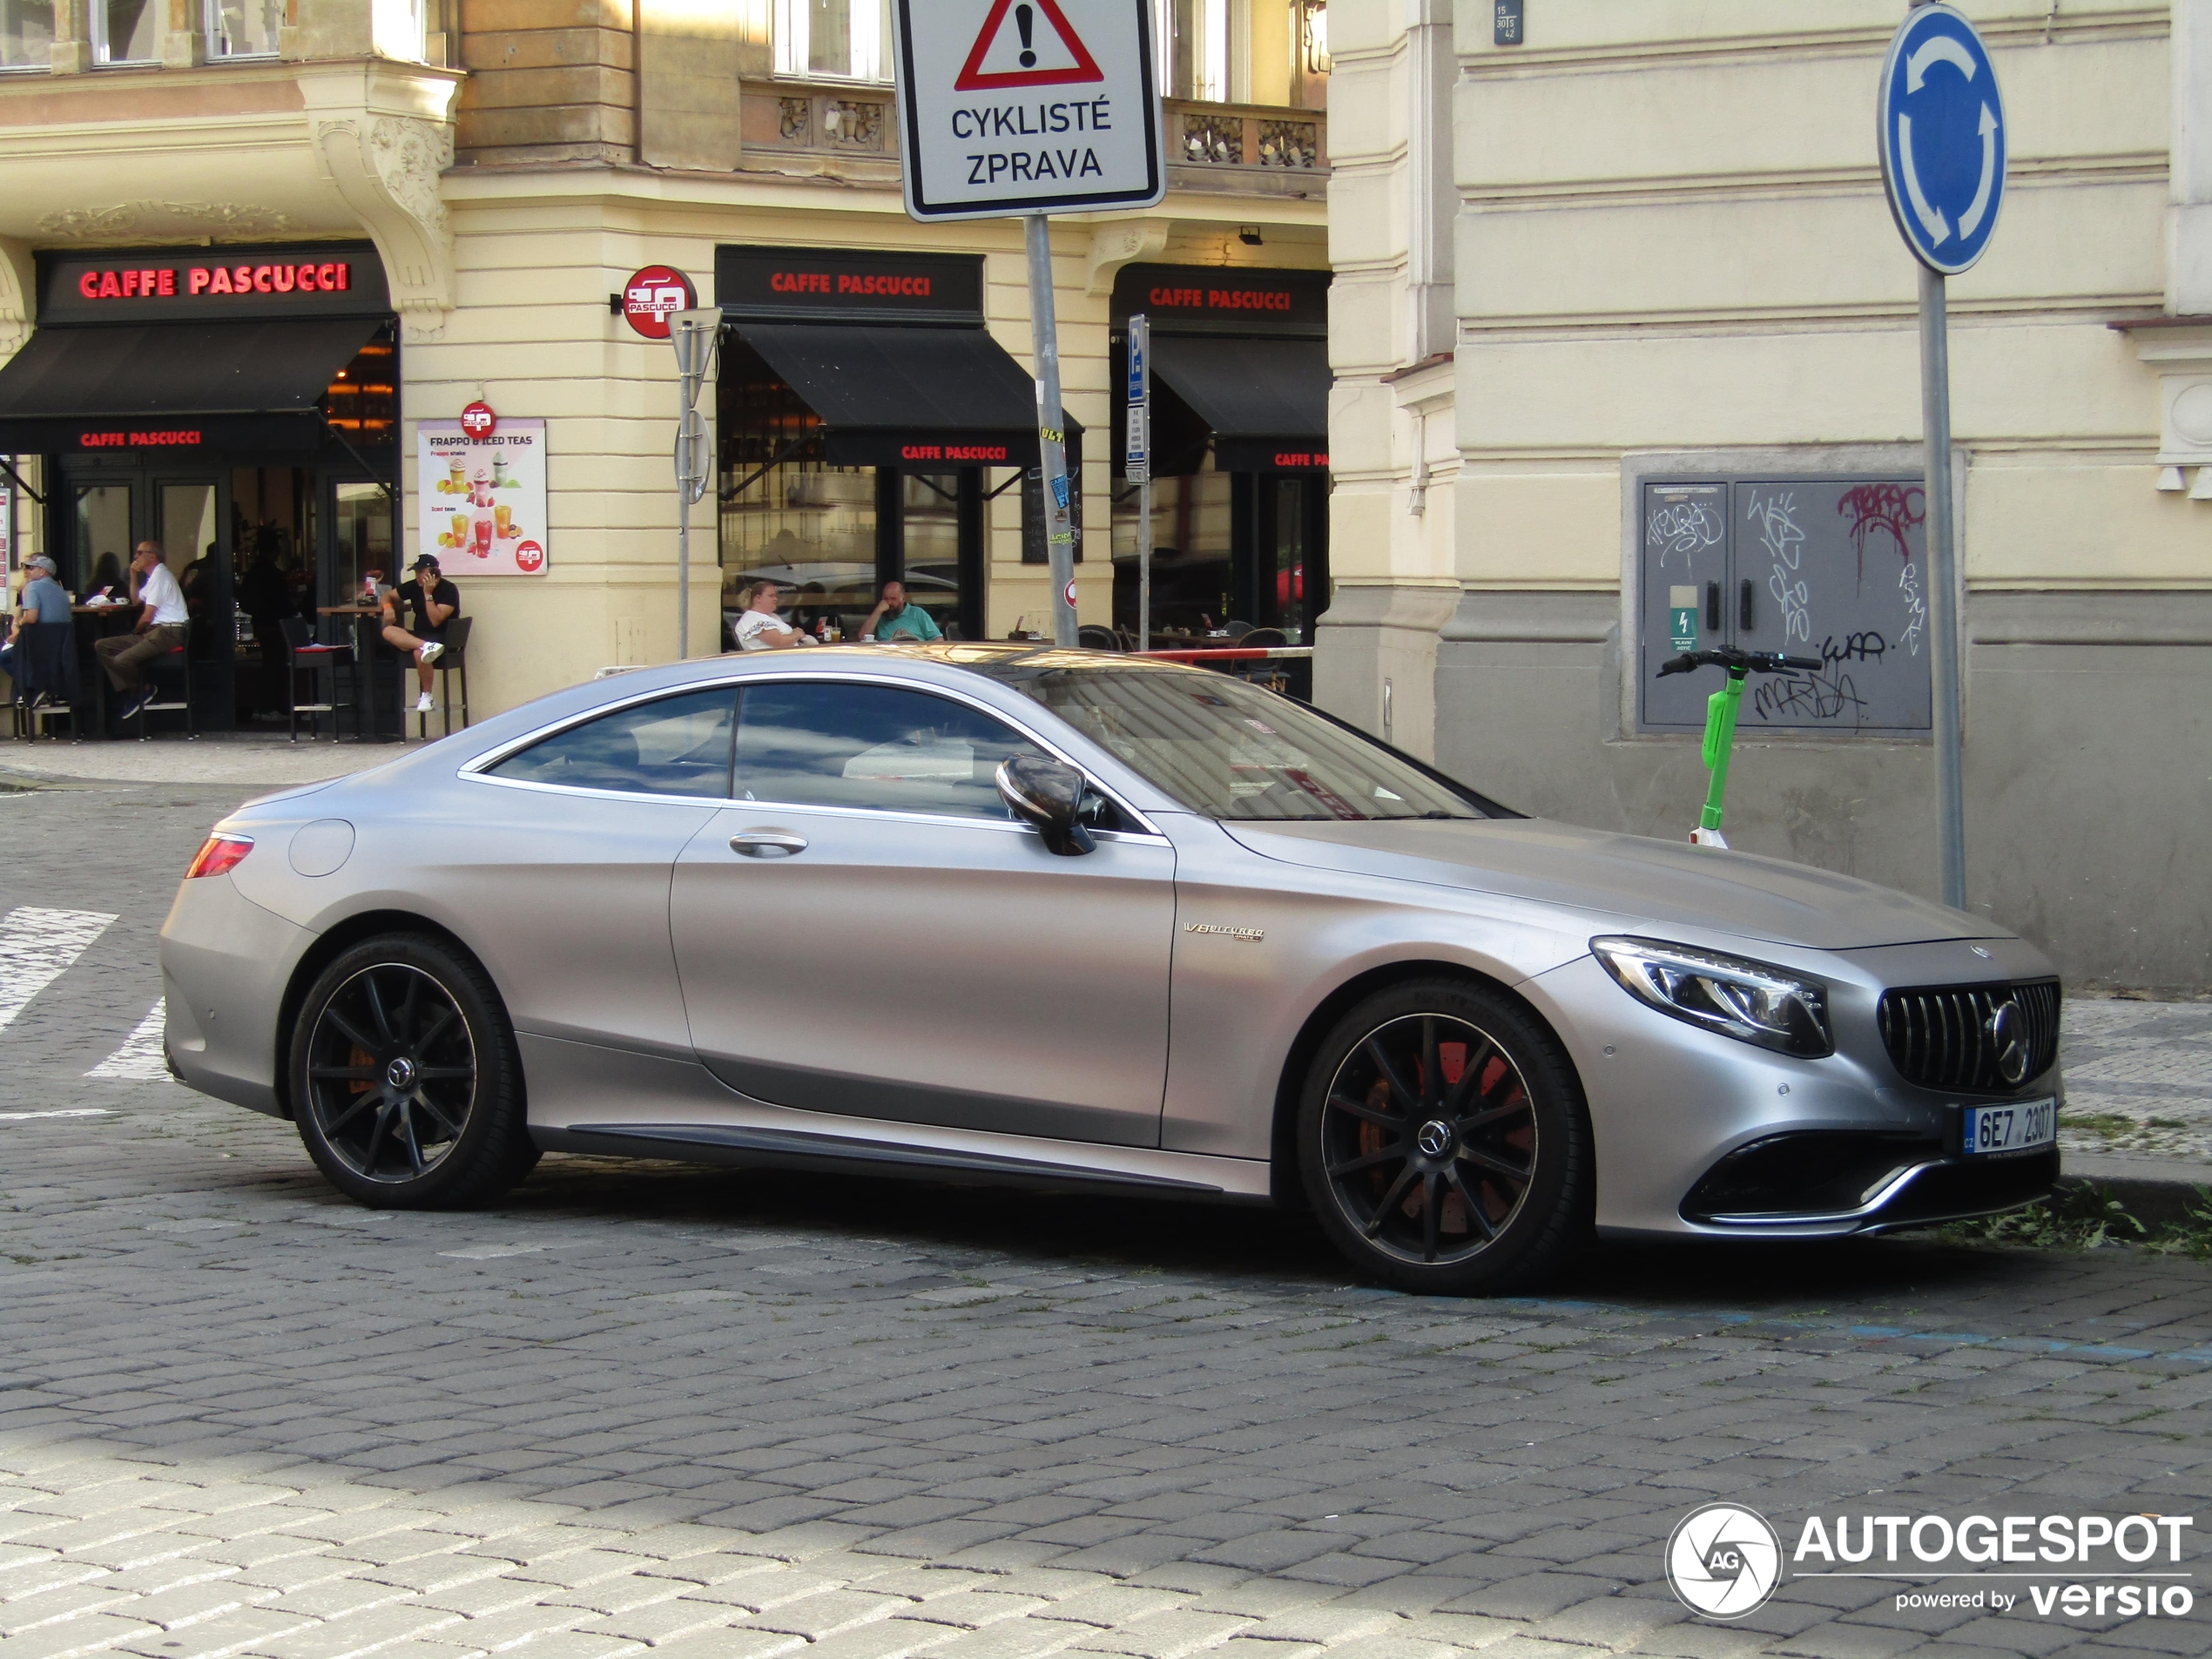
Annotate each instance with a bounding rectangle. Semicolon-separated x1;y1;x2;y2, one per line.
954;0;1104;91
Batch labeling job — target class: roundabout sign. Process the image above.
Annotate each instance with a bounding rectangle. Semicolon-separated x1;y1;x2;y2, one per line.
1878;3;2006;275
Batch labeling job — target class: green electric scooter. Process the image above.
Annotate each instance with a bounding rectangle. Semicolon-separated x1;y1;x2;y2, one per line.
1656;648;1823;848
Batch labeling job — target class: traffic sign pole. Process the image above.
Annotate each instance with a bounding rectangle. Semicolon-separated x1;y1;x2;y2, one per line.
670;307;718;661
1918;265;1967;909
1027;214;1078;648
1128;313;1151;653
1878;1;2004;914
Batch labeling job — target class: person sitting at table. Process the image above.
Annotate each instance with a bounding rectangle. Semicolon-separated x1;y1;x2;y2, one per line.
95;542;190;721
732;579;813;651
0;554;72;697
80;551;126;606
860;579;942;644
381;555;458;713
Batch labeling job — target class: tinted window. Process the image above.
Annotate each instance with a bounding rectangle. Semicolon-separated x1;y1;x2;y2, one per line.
735;681;1046;820
491;688;736;799
985;661;1487;822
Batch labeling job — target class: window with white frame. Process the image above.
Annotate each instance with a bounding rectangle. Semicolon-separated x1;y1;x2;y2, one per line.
1;0;54;71
206;0;280;58
93;0;158;64
774;0;890;82
1161;0;1227;103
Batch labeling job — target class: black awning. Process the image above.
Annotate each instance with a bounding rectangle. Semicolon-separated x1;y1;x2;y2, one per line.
1150;334;1331;472
730;321;1037;469
0;317;384;455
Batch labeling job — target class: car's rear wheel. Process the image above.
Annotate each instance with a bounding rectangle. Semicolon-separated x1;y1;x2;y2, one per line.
290;934;536;1208
1298;978;1590;1295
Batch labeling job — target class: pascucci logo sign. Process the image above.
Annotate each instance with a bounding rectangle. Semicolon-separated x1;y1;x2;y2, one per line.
1667;1504;1784;1620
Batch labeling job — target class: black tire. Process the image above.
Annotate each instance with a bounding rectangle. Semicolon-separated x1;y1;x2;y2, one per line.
288;934;537;1209
1298;977;1590;1295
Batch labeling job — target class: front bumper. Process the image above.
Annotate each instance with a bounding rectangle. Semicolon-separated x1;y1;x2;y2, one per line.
1523;952;2060;1238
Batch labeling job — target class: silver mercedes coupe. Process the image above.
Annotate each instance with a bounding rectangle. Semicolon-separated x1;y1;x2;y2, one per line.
160;644;2061;1294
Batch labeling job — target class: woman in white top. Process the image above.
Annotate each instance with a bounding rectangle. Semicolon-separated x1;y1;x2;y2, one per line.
732;580;813;651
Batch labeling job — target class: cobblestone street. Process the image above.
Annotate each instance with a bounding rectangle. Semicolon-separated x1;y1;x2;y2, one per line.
3;771;2209;1659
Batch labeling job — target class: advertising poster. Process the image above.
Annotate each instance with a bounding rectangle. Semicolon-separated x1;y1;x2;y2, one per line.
0;471;13;577
417;419;549;576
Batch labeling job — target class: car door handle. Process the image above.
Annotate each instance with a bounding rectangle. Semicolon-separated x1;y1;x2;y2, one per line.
729;829;808;858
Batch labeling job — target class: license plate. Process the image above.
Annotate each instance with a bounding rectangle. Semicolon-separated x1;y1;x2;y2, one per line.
1960;1097;2056;1157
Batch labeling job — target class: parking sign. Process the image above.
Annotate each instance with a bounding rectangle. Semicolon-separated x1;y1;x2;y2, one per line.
891;0;1163;222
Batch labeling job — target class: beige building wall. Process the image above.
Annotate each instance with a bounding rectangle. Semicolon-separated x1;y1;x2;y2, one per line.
1325;1;2212;990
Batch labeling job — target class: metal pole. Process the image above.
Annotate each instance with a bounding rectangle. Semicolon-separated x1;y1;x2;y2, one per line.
1025;214;1078;647
1918;264;1967;909
1138;475;1153;654
677;450;691;661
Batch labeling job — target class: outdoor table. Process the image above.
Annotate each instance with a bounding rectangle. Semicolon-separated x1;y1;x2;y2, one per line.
316;604;404;741
70;604;138;737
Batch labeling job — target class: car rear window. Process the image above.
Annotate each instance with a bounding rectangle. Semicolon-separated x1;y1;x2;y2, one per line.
489;688;737;799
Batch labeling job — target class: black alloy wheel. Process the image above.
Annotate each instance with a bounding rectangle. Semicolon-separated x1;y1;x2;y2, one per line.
1299;979;1590;1295
290;934;536;1208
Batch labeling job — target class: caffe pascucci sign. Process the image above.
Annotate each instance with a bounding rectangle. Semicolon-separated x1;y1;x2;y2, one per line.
37;241;391;325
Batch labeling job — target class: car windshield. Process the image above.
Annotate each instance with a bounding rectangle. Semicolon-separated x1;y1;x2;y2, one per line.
979;658;1491;823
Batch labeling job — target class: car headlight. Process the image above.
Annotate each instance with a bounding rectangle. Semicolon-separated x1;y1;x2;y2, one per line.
1591;936;1833;1058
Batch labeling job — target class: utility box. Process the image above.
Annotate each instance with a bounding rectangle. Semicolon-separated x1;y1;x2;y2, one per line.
1637;476;1935;736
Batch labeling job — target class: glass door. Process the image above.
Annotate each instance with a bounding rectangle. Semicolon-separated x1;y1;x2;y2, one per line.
71;480;135;600
155;477;231;729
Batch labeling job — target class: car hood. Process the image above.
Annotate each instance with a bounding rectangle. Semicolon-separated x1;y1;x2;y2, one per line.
1220;816;2005;951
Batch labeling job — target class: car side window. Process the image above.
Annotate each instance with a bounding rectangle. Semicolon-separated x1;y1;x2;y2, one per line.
489;688;737;799
734;681;1049;821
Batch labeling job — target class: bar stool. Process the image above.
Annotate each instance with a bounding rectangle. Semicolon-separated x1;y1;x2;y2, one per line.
414;615;472;740
280;617;353;742
134;645;196;741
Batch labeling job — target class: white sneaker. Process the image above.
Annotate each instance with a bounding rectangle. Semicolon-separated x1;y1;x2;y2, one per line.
417;641;444;665
416;692;435;713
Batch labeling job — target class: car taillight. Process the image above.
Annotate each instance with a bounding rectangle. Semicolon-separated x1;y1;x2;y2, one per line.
185;834;254;879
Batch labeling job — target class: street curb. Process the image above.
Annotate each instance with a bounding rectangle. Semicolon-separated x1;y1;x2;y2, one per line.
2059;1153;2212;1228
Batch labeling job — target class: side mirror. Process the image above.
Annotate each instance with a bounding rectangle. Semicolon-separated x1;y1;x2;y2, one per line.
995;755;1096;856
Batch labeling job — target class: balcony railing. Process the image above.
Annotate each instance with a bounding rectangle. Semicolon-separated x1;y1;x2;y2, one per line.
738;82;1327;186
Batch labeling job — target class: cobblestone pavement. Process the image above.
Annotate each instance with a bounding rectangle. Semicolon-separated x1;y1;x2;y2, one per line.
2058;1002;2212;1164
3;777;2209;1659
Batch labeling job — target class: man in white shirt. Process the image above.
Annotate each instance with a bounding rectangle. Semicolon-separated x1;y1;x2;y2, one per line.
732;579;813;651
96;540;191;720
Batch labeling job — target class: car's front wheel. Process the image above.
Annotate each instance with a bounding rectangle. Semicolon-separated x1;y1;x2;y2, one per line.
1298;978;1590;1295
289;934;537;1208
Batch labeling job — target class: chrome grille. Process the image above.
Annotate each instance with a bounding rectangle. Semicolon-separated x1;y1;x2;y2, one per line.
1877;980;2060;1093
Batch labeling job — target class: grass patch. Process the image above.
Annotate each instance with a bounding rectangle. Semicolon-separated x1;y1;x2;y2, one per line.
1943;1182;2212;1258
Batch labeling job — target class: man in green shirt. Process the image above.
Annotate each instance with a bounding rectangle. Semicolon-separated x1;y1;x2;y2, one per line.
862;579;944;643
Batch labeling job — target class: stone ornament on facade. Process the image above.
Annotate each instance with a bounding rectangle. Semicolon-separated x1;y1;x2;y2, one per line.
33;201;306;241
309;111;455;341
2117;321;2212;502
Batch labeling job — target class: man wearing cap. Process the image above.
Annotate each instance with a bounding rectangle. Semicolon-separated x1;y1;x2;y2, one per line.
382;555;459;714
1;554;72;697
94;541;189;721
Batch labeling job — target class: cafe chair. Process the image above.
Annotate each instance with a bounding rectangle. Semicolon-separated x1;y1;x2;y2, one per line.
415;614;472;741
134;645;197;742
15;622;81;743
280;616;353;742
1222;619;1256;640
1240;628;1287;649
1076;625;1123;651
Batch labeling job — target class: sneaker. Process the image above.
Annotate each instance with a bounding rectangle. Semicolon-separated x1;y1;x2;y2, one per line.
119;691;153;721
416;692;435;714
418;641;444;665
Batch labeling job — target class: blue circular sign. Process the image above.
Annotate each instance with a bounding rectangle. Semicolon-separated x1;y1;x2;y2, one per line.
1878;4;2006;275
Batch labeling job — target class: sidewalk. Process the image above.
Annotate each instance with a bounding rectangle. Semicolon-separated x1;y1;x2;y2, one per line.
0;731;395;788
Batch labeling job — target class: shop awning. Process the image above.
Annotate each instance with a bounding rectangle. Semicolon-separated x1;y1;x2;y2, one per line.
0;317;384;455
1150;334;1331;472
730;321;1039;469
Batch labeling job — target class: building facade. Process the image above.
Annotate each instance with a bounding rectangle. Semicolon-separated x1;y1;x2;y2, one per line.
0;0;1333;725
1325;0;2212;993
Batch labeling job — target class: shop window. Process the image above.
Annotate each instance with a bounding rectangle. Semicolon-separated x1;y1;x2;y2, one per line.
320;330;399;446
205;0;279;58
1;1;54;71
73;483;133;597
1109;465;1233;638
92;0;157;64
1634;475;1934;735
733;681;1042;820
333;482;395;605
774;0;889;81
